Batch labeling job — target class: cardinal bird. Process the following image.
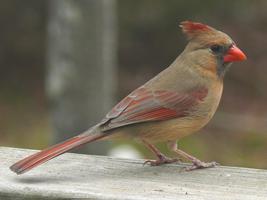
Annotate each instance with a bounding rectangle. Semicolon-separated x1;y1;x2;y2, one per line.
10;21;246;174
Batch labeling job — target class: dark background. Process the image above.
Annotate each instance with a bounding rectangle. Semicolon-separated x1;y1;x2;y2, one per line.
1;0;267;168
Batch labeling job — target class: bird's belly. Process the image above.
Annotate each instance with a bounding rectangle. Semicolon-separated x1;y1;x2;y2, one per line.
131;116;209;143
104;116;208;143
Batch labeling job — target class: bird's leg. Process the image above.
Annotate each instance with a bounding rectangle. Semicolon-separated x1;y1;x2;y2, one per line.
168;141;219;171
142;139;179;166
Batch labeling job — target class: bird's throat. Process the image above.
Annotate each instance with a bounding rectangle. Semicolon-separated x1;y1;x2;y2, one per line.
216;59;232;79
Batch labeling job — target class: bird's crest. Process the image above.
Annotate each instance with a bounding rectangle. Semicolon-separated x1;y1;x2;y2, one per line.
180;21;215;40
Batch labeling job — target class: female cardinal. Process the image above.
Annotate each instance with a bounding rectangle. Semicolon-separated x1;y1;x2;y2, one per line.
10;21;246;174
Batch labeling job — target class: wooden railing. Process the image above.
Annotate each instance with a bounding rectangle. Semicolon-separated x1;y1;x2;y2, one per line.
1;147;267;199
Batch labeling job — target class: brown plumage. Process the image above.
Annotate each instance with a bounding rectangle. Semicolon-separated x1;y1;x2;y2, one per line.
10;21;246;174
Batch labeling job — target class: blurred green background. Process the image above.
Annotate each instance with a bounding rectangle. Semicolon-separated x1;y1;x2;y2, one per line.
1;0;267;168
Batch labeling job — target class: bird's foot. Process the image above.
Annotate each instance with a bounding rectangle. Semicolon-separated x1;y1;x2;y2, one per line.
143;155;179;166
186;160;219;171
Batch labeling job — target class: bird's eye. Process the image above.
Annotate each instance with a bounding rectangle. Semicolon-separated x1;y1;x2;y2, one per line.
210;45;223;54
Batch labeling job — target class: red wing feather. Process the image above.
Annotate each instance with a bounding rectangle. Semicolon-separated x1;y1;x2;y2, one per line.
101;86;208;131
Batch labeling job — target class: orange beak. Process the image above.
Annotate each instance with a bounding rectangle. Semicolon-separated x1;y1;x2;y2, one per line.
223;45;247;63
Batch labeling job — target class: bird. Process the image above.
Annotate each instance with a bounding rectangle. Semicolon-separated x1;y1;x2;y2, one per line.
10;21;246;174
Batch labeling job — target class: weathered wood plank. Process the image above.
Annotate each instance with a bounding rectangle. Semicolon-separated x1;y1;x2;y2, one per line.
1;147;267;200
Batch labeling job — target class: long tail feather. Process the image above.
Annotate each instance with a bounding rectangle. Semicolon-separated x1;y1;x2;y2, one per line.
10;130;106;175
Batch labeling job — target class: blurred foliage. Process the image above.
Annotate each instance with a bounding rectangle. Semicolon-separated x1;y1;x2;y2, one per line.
1;0;267;168
0;0;48;149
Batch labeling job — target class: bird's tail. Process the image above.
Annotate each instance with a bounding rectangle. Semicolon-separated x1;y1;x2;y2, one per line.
10;127;107;175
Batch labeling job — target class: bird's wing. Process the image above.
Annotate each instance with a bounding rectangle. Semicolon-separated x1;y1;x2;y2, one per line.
100;86;208;131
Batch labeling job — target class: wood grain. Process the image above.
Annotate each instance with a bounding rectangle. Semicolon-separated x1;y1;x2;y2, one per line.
1;147;267;200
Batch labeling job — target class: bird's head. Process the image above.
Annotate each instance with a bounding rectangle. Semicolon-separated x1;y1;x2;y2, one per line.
180;21;246;79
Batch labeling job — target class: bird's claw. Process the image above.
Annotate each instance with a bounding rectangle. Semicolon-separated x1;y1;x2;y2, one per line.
185;160;219;171
143;157;179;166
